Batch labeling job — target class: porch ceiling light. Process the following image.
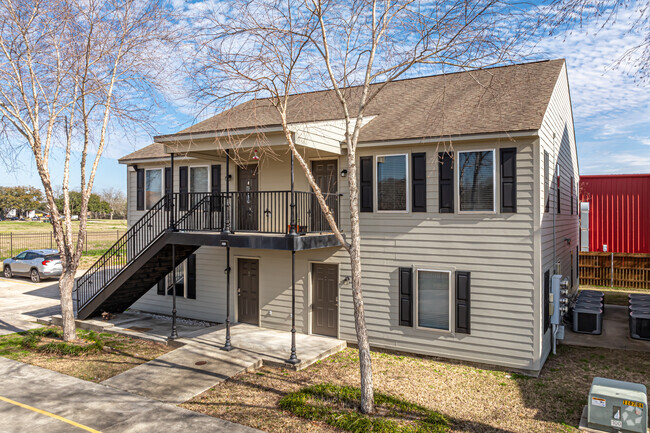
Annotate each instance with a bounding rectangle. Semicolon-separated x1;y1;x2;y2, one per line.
340;169;348;177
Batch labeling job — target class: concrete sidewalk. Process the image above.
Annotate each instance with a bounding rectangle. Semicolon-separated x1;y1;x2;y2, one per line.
101;322;346;404
0;357;263;433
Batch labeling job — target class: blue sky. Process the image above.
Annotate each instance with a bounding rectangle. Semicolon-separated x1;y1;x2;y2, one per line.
1;5;648;193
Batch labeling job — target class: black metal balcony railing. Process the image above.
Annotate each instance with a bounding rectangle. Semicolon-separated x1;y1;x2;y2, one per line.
173;191;340;234
76;191;340;313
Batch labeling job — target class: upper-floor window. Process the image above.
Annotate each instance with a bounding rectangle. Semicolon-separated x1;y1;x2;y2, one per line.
376;154;408;211
145;169;162;209
458;150;495;212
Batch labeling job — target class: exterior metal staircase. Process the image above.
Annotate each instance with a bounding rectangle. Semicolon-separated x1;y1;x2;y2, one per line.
75;191;340;320
75;194;215;319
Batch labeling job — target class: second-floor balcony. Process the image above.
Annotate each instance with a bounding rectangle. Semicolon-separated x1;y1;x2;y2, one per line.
166;191;340;235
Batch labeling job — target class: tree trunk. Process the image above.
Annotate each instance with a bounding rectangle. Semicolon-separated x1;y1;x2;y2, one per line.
347;155;374;414
58;268;77;341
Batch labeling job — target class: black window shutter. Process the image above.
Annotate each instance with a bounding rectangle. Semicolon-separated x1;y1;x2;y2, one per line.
186;254;197;299
438;152;454;213
411;152;427;212
157;278;165;296
500;148;517;213
179;166;188;211
211;165;222;212
398;267;413;326
136;168;145;211
164;167;172;210
543;270;550;333
360;156;373;212
455;271;471;334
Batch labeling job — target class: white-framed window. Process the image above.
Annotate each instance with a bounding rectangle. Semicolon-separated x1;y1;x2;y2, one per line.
457;150;495;212
166;261;186;297
145;168;163;209
416;269;452;331
376;154;408;212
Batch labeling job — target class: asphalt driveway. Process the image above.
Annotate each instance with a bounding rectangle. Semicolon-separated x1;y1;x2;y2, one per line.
0;357;263;433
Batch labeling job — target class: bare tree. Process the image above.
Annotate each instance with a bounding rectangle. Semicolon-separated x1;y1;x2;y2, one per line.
99;187;127;219
0;0;174;341
190;0;532;413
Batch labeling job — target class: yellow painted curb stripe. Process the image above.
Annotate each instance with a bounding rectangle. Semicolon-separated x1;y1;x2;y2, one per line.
0;395;102;433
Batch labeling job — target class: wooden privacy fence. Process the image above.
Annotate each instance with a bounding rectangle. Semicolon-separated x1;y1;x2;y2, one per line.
0;230;124;258
579;252;650;289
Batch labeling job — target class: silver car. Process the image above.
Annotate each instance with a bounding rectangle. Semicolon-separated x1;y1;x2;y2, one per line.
3;249;62;282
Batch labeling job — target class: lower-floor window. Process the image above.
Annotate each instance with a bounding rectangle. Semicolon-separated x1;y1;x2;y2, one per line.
155;254;196;299
166;262;185;297
417;270;451;330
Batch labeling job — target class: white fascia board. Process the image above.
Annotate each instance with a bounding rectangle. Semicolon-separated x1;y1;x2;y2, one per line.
347;130;539;149
154;126;285;143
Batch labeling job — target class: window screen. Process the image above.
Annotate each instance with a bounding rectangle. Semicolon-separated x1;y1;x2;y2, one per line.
145;169;162;209
190;166;209;192
377;155;407;211
417;270;450;330
459;151;494;211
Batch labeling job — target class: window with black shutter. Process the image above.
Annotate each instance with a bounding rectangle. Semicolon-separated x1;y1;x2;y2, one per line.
136;168;144;211
187;254;197;300
411;153;426;212
544;270;550;333
399;267;413;326
455;271;471;334
438;152;454;213
179;166;188;211
157;279;165;295
500;148;517;213
360;156;373;212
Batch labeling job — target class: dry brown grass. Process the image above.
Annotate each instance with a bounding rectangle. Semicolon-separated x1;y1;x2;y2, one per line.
182;346;650;433
0;328;172;382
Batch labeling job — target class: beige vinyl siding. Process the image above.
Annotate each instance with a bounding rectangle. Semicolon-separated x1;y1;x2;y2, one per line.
333;139;540;371
537;62;580;366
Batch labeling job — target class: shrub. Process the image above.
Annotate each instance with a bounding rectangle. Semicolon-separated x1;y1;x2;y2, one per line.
279;384;448;433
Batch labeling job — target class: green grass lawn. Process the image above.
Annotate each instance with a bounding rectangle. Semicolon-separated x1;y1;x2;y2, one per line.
0;219;127;232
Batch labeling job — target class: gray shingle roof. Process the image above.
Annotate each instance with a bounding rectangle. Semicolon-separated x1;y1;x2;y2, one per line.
121;59;565;162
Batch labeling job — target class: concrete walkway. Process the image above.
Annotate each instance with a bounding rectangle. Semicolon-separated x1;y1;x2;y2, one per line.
0;276;64;335
99;321;345;404
563;304;650;352
0;357;262;433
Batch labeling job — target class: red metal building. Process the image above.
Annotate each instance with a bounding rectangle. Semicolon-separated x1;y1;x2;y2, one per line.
580;174;650;253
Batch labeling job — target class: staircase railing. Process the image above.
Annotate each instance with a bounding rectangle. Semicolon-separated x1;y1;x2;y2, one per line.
76;194;173;312
76;190;341;313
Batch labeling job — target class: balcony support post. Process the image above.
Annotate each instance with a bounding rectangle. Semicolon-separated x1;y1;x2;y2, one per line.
170;153;175;230
221;246;233;351
170;243;178;340
289;151;297;236
223;149;232;235
286;249;300;365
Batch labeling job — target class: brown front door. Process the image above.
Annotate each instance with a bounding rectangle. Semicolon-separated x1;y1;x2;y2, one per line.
311;160;337;232
312;263;338;337
238;258;259;325
237;164;258;231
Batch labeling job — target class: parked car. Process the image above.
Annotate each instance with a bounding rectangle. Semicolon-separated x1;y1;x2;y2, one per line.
3;249;62;282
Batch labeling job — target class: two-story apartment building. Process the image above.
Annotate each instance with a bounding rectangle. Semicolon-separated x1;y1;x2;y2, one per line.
77;59;579;374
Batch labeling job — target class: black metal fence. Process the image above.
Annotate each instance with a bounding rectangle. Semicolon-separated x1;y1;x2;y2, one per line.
0;230;124;259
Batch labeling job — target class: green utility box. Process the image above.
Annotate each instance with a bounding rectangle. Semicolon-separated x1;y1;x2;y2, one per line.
586;377;647;432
